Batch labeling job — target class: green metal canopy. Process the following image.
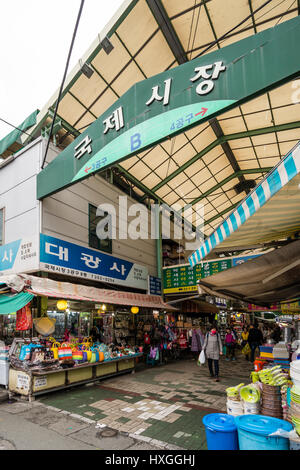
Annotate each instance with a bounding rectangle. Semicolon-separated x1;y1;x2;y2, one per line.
15;0;300;247
36;16;300;200
0;110;39;158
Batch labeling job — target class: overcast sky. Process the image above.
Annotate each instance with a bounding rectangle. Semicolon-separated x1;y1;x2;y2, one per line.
0;0;124;140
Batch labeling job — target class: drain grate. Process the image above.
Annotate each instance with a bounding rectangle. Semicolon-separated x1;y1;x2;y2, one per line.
99;428;118;438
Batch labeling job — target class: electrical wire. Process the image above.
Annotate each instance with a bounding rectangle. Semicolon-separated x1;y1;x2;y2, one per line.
0;117;32;138
186;0;197;58
41;0;85;169
194;0;274;58
189;2;202;60
275;0;296;25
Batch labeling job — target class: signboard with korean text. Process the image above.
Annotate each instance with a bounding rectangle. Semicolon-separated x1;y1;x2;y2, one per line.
163;264;201;294
280;300;300;313
40;234;148;290
16;373;30;391
248;304;280;312
201;259;232;278
163;253;263;294
0;236;39;276
37;17;300;199
148;275;162;296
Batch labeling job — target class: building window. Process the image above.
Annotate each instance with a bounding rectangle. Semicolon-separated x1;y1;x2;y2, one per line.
88;204;112;254
0;208;4;246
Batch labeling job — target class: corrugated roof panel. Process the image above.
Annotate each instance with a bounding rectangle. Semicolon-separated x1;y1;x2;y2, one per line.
220;116;248;133
91;34;131;82
244;110;273;130
273;105;300;125
117;0;158;55
135;30;176;76
89;88;118;117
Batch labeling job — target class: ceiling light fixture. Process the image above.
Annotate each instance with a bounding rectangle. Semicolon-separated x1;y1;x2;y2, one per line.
79;60;94;78
100;36;114;55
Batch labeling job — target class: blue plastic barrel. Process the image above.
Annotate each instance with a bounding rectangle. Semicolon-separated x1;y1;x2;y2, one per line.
202;413;239;450
235;415;293;450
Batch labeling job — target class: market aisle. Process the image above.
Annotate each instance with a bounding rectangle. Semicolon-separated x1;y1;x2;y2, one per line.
38;355;253;450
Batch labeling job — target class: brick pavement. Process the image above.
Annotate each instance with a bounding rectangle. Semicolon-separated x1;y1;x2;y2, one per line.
39;354;253;450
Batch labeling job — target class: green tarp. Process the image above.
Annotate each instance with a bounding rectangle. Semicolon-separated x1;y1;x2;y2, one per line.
0;109;39;156
0;292;34;314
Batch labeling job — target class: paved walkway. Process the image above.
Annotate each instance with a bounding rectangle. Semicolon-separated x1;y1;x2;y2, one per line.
37;354;253;450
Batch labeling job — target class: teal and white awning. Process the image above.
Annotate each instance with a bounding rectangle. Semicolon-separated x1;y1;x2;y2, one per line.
189;141;300;267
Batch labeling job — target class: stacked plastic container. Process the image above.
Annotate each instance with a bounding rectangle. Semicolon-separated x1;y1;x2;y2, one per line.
0;341;10;387
226;383;244;417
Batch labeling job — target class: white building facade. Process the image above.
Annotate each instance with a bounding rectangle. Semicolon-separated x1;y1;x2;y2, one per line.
0;137;160;294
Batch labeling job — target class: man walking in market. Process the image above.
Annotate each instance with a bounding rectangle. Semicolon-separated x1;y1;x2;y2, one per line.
248;323;263;362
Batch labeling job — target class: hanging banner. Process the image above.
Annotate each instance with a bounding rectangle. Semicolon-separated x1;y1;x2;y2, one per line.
37;17;300;199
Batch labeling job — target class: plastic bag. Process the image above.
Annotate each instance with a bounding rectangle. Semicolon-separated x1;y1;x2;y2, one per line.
268;428;298;439
242;343;251;356
197;350;205;366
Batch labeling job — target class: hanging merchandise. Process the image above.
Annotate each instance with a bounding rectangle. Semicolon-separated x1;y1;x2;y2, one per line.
144;332;151;345
16;304;33;331
57;343;73;361
178;332;187;349
33;316;56;336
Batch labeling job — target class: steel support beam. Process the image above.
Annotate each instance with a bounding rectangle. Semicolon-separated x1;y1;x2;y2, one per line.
205;202;239;226
186;167;271;208
151;120;300;192
146;0;188;64
209;117;247;189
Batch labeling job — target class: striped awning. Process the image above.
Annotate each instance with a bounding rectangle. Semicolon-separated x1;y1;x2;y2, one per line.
189;140;300;267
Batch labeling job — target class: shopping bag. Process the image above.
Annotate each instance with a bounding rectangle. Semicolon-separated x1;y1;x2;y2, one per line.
30;347;45;363
90;348;100;363
19;343;35;361
51;341;60;360
242;343;251;356
16;304;33;331
155;348;160;361
198;350;206;366
82;345;92;362
72;349;83;361
58;343;73;361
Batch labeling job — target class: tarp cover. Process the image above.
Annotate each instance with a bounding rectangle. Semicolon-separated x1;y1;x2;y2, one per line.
0;274;177;311
197;240;300;305
0;292;34;315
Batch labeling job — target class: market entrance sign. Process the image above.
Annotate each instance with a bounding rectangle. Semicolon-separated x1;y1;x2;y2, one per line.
37;17;300;199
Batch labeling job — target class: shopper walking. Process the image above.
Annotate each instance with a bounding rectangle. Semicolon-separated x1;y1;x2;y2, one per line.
191;327;204;360
248;324;263;362
225;328;236;361
241;326;250;360
271;324;282;343
202;327;223;382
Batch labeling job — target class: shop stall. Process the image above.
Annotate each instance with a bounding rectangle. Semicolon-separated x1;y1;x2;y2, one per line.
8;337;141;401
223;313;300;448
0;274;176;399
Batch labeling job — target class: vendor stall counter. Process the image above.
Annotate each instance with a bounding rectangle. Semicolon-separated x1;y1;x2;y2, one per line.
8;338;142;401
9;354;142;401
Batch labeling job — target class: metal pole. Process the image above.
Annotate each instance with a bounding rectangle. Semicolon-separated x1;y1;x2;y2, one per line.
155;204;162;279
